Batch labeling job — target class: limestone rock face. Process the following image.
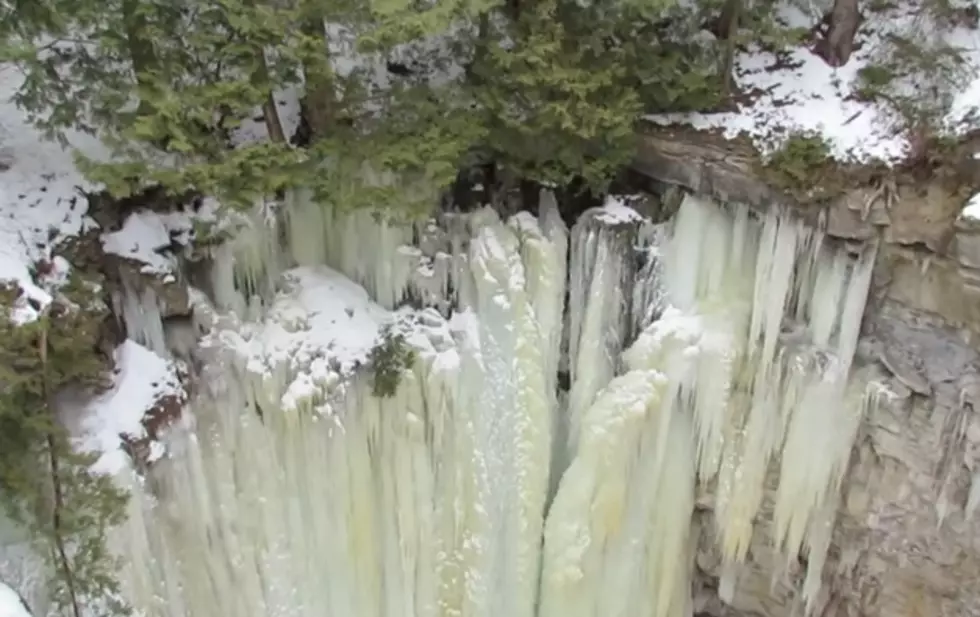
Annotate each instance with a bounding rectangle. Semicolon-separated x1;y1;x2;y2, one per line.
633;125;980;617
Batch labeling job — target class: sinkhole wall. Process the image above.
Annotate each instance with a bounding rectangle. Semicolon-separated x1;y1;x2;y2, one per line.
104;190;885;617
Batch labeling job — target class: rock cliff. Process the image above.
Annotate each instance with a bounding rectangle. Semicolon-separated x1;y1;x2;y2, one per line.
633;122;980;617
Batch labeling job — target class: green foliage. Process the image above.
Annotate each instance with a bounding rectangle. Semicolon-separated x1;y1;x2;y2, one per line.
1;0;739;207
190;218;233;248
308;81;485;217
765;133;831;182
364;0;497;46
856;0;974;134
2;0;315;208
855;63;897;101
467;0;644;189
761;132;844;200
5;0;932;215
368;325;415;398
0;274;130;616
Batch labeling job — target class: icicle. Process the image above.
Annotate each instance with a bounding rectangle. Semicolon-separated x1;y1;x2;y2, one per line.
565;209;641;466
935;402;973;527
539;327;696;617
967;469;980;517
519;190;568;390
109;204;565;617
231;201;284;309
637;194;877;612
103;188;881;617
115;275;168;358
283;189;421;309
630;221;669;335
466;213;553;617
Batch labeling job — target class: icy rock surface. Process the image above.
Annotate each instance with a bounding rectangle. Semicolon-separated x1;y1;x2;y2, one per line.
86;190;896;617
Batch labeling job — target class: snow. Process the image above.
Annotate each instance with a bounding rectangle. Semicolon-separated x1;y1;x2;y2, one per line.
229;86;303;147
647;5;980;164
253;266;388;371
101;211;175;275
0;65;110;322
77;340;183;475
946;22;980;132
595;195;644;225
100;199;222;278
964;192;980;221
212;266;390;410
0;583;29;617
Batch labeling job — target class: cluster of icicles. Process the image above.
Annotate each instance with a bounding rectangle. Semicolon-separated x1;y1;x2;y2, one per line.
109;190;884;617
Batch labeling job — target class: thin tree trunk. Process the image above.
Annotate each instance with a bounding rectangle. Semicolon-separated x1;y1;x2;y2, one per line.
300;15;336;142
244;0;287;144
256;53;287;143
38;323;81;617
468;11;492;85
719;0;741;97
263;92;287;143
46;434;80;617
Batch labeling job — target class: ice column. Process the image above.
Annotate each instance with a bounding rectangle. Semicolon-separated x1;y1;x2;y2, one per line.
284;189;416;310
649;194;877;611
109;206;565;617
539;318;698;617
564;210;642;465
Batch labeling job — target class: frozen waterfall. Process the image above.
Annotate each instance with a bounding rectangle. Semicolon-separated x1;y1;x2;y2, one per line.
99;191;881;617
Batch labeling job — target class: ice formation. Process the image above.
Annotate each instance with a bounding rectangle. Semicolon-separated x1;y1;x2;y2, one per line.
85;189;882;617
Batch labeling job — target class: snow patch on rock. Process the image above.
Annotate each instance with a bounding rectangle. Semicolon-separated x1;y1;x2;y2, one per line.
0;65;111;322
963;193;980;221
596;195;644;225
100;198;223;278
207;265;392;412
76;340;184;475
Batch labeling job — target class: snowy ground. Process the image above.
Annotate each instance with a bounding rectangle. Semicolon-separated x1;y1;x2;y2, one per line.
0;582;30;617
0;64;192;489
647;4;980;164
0;66;110;322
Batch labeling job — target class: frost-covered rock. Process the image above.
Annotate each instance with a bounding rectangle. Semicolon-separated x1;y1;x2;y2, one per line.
62;340;186;475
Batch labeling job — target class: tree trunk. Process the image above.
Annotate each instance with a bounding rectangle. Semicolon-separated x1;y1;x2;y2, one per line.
120;0;159;116
255;53;287;143
467;11;492;85
300;15;336;143
817;0;860;67
719;0;741;97
38;323;81;617
263;92;287;143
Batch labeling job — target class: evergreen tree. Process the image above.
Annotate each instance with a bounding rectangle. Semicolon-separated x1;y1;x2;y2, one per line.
0;277;129;617
854;0;977;158
463;0;727;191
1;0;311;206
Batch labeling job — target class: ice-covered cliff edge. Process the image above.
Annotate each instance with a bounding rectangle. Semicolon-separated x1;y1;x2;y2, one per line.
69;186;884;617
